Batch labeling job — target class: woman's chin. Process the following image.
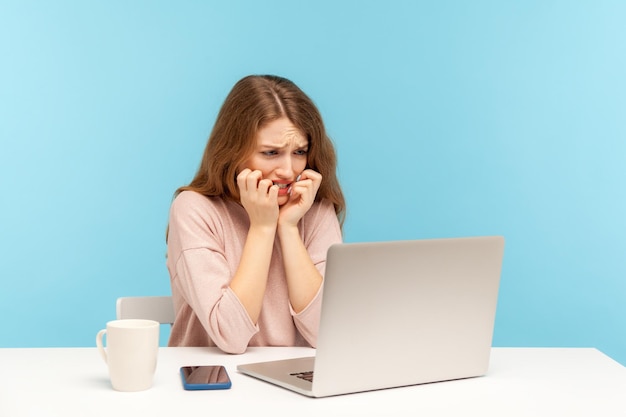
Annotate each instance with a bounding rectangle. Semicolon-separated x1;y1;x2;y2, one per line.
277;195;290;206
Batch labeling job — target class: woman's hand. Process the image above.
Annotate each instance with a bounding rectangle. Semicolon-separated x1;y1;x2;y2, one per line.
278;169;322;228
237;169;280;228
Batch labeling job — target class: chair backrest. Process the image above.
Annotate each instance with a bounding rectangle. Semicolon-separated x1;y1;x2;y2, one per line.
116;296;176;325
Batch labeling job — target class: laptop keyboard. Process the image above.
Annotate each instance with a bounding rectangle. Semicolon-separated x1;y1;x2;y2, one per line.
290;371;314;382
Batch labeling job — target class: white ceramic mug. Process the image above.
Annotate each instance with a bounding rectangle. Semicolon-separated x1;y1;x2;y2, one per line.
96;319;160;392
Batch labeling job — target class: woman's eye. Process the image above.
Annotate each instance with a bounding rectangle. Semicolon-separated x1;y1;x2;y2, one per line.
262;150;278;156
294;149;308;156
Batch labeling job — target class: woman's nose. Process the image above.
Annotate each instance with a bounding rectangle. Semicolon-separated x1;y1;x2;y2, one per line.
275;156;294;177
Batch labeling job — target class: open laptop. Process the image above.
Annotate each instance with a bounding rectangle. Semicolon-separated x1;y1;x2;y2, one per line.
237;236;505;397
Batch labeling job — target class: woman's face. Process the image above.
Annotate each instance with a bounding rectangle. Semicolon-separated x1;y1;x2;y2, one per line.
240;117;309;206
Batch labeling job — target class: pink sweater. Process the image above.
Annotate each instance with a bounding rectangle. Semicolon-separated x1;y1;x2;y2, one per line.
166;191;342;354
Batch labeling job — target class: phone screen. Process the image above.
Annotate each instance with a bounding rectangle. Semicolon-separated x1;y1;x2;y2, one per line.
180;365;232;390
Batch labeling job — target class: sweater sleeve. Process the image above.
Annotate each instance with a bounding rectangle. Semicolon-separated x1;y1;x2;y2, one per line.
167;192;258;354
291;199;343;347
173;249;259;354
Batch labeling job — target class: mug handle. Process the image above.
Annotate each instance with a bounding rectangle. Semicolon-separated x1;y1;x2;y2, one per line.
96;329;108;364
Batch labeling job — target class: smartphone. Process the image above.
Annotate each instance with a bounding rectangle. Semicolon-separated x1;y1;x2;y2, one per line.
180;365;232;390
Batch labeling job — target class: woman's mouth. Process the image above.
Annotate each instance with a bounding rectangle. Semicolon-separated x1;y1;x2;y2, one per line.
273;181;292;196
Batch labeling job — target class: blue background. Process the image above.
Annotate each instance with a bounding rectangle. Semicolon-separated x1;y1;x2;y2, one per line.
1;1;625;365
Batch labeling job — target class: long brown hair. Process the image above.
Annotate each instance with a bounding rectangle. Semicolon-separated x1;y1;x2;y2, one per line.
176;74;346;226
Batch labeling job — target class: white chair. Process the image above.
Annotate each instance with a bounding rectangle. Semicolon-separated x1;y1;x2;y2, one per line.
116;296;176;325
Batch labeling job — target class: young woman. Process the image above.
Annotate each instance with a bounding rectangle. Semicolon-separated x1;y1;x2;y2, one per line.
166;75;346;354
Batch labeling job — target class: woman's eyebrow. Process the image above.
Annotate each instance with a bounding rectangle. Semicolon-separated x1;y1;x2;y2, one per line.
258;139;308;149
259;142;288;149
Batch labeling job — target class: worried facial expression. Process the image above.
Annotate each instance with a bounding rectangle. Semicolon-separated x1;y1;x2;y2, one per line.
242;117;308;206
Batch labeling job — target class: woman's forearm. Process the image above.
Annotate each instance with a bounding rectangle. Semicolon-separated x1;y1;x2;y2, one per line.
278;224;323;313
229;224;276;323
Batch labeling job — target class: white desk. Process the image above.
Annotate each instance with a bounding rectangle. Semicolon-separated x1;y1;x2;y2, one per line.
0;347;624;417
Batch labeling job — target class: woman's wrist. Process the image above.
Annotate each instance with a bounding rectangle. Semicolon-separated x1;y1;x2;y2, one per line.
276;221;299;240
248;222;279;240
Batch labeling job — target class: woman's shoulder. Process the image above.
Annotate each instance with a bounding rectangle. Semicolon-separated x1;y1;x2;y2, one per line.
173;190;235;207
170;191;235;218
173;190;211;205
169;191;248;240
303;198;339;226
309;198;336;215
301;199;342;243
